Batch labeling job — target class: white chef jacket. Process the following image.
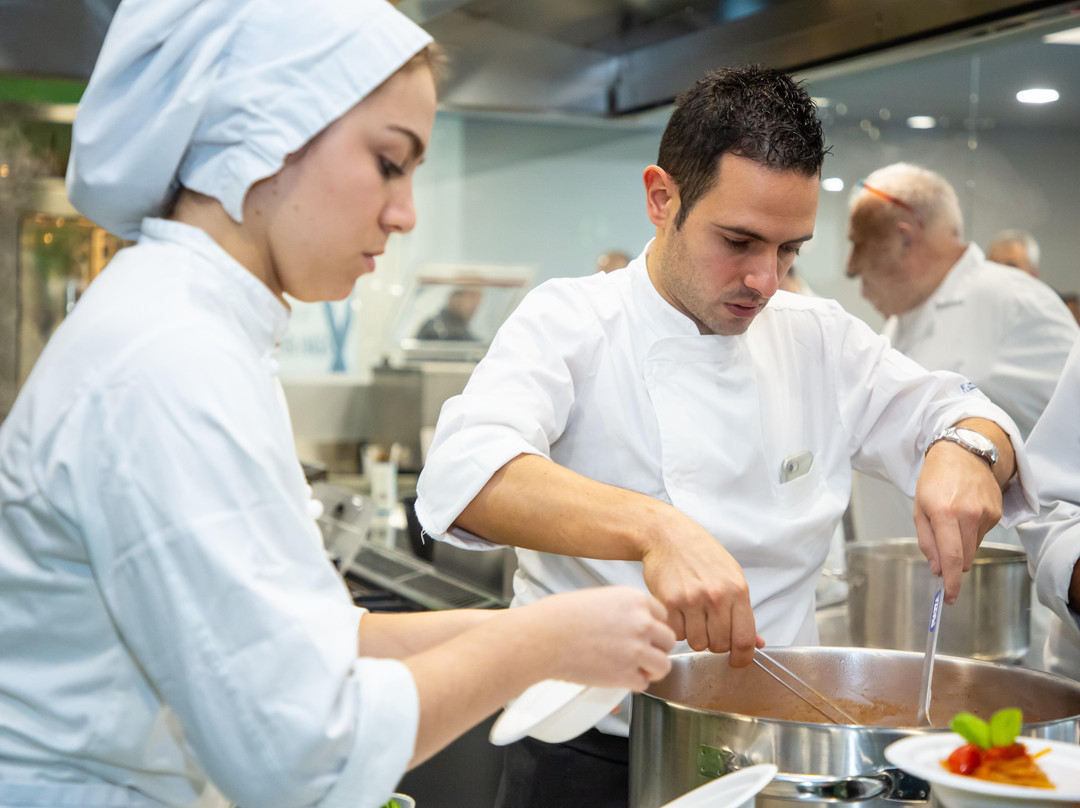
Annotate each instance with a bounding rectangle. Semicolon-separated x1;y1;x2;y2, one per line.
415;244;1036;735
852;243;1078;546
1018;340;1080;679
0;219;418;808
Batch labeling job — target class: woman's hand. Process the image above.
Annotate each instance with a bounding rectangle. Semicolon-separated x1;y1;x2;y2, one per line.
526;586;676;691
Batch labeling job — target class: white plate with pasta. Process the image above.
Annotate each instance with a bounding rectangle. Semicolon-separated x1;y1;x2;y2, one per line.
885;733;1080;808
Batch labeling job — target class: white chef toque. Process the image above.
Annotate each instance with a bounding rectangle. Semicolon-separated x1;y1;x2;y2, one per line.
67;0;433;239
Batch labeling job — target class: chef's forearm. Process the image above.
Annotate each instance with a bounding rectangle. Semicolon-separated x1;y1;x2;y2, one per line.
953;417;1016;489
400;604;594;767
454;453;668;561
357;609;497;658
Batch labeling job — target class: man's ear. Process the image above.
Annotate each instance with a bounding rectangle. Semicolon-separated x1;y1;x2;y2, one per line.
644;165;679;228
898;220;916;250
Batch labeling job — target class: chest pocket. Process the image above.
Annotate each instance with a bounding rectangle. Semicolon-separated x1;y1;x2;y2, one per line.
749;340;828;512
774;454;825;508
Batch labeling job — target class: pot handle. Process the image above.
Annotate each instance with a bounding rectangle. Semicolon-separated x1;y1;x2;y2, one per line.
761;769;929;803
760;772;889;803
820;567;848;583
698;745;930;803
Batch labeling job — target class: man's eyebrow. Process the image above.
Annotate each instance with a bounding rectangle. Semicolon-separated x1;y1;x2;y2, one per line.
390;125;426;161
717;224;814;243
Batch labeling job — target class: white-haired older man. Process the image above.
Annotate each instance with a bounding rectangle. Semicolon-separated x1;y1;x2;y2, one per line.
846;163;1076;445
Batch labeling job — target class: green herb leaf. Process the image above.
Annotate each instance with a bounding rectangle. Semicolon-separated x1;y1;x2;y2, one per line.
989;708;1023;747
950;712;991;748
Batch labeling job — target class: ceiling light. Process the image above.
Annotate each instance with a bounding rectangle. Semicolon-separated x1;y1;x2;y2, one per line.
811;97;830;107
1016;88;1059;104
1043;27;1080;45
821;177;845;192
906;115;937;129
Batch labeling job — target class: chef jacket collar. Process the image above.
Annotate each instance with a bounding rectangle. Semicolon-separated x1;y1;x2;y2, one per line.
67;0;432;240
633;241;700;338
141;217;290;351
633;239;752;342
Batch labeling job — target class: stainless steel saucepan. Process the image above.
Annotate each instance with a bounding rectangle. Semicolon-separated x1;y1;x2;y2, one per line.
845;539;1030;662
629;647;1080;808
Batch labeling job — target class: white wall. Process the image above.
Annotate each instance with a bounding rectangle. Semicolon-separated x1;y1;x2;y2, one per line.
455;115;660;278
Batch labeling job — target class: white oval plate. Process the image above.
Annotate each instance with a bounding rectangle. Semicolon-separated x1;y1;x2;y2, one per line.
885;733;1080;808
489;679;628;746
659;764;778;808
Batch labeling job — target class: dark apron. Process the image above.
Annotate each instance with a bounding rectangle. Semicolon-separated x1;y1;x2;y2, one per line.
493;729;629;808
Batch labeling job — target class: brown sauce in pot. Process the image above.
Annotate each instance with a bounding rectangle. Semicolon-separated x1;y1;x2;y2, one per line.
699;692;920;726
648;650;1080;731
696;680;1050;728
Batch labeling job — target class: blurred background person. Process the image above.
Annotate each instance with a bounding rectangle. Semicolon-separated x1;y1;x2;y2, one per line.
416;286;483;340
778;263;814;295
595;249;630;274
987;229;1080;328
846;163;1076;446
987;228;1040;277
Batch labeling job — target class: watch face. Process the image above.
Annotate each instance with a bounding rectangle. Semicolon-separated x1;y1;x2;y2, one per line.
951;427;999;465
954;428;995;453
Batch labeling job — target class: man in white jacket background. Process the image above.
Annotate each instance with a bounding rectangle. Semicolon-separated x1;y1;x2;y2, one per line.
846;168;1076;445
416;66;1035;808
987;228;1041;277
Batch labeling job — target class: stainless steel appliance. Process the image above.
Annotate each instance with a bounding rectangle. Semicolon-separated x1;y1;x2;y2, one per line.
629;648;1080;807
846;540;1030;663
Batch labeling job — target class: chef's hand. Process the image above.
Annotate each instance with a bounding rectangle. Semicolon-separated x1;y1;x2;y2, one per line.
535;586;676;691
639;512;765;667
913;418;1015;605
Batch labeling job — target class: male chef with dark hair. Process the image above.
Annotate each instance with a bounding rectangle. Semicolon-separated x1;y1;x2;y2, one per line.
416;65;1036;808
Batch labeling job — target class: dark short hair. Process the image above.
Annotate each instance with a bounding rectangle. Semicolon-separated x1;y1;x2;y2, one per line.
658;64;828;228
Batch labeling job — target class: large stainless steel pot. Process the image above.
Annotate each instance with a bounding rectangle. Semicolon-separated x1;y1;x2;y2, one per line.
846;539;1030;662
629;648;1080;807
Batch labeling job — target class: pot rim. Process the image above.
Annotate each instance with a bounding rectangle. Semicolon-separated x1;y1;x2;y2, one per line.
638;647;1080;731
845;539;1027;565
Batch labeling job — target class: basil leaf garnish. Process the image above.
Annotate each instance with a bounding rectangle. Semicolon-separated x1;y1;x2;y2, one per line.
950;712;991;748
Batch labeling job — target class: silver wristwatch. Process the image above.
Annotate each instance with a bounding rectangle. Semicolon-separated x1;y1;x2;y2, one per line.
925;426;999;467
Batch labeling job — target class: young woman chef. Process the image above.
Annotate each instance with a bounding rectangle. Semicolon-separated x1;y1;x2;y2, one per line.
0;2;676;807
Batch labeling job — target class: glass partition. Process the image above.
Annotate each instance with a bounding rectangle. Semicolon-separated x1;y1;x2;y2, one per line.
798;11;1080;328
390;265;532;364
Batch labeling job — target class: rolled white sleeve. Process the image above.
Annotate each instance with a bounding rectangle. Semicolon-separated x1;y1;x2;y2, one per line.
319;657;419;808
827;303;1037;526
415;282;602;547
56;327;419;808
